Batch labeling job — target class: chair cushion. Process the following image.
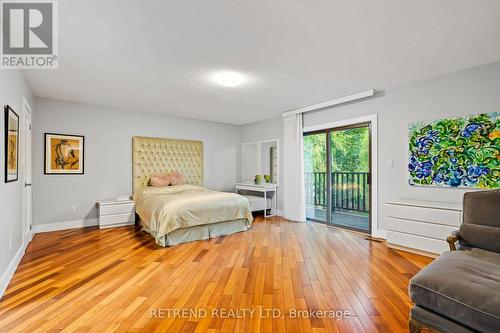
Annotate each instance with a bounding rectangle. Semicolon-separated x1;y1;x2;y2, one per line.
410;248;500;333
460;223;500;253
462;190;500;228
410;305;476;333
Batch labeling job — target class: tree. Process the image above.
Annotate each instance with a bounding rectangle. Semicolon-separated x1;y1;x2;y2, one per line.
304;127;369;173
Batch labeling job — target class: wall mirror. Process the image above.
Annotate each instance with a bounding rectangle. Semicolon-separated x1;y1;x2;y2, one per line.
242;139;279;184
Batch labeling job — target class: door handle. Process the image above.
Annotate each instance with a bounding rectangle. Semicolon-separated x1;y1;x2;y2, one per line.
25;183;32;187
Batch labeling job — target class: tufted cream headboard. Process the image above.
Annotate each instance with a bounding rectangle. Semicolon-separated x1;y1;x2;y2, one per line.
132;136;203;195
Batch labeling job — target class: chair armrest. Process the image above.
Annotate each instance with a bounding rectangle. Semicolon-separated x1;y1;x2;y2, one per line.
446;230;460;251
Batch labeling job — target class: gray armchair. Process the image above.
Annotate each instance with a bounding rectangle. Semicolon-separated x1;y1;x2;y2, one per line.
409;189;500;333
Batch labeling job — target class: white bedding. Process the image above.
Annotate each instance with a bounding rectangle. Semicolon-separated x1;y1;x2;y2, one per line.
135;185;253;244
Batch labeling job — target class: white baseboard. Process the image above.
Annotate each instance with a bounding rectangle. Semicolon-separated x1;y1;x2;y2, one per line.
1;219;97;298
33;218;98;234
0;239;29;298
282;215;306;222
24;230;33;243
376;229;387;239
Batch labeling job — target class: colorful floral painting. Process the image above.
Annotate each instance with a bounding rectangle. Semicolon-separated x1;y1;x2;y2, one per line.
408;112;499;188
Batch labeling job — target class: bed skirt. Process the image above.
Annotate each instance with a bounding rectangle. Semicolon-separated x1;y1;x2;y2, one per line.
141;218;250;247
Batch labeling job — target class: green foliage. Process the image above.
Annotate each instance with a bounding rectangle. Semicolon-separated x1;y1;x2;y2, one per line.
304;133;326;172
304;127;369;173
331;127;369;172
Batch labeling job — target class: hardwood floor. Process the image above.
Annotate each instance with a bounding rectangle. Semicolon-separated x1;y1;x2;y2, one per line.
0;216;432;332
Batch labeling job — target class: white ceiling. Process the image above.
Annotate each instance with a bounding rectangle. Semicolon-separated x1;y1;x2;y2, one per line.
25;0;500;125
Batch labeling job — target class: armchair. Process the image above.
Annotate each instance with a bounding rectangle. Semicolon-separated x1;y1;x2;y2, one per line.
409;189;500;333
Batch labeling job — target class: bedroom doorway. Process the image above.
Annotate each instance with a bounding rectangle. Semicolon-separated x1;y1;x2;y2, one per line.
304;122;372;234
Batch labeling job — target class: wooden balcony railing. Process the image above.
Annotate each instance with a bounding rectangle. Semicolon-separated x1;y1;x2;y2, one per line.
304;172;370;212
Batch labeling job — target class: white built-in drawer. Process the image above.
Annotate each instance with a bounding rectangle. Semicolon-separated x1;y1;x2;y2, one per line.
386;204;461;227
385;217;456;241
387;230;449;254
99;213;135;227
99;203;135;216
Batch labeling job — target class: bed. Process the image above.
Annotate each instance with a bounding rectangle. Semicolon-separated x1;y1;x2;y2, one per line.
132;136;253;246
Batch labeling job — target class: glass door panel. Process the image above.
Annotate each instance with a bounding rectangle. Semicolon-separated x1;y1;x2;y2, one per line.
303;132;327;222
330;125;370;232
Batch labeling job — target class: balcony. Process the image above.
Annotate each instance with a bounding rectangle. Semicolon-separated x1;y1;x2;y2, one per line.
305;171;370;231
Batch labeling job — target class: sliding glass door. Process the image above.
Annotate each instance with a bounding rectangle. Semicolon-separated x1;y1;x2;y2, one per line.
304;123;371;233
304;132;328;222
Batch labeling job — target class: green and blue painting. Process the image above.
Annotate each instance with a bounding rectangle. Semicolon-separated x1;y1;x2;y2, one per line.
408;112;499;188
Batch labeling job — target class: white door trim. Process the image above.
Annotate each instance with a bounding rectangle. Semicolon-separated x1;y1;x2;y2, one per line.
303;114;380;238
22;97;33;243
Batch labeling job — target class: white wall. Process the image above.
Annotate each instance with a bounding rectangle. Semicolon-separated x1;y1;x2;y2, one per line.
0;71;34;295
32;98;241;227
241;60;500;231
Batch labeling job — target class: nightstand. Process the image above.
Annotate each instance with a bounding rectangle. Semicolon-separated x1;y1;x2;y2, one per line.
96;199;135;229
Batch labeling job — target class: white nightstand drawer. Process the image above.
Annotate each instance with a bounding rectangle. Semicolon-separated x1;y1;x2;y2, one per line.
99;203;135;216
99;213;135;227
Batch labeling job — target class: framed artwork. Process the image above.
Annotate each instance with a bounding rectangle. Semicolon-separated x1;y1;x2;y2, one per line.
44;133;85;174
408;112;499;189
5;105;19;183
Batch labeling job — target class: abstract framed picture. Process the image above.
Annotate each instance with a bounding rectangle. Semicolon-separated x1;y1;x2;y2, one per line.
44;133;85;174
4;105;19;183
408;112;499;189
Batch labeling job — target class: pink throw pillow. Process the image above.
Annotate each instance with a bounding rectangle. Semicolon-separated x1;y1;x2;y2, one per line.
149;173;171;187
169;171;187;186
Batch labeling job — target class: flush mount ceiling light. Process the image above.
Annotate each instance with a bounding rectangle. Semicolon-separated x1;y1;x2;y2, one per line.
212;71;246;87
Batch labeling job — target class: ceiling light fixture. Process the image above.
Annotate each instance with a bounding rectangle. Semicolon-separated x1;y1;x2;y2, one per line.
213;71;246;87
